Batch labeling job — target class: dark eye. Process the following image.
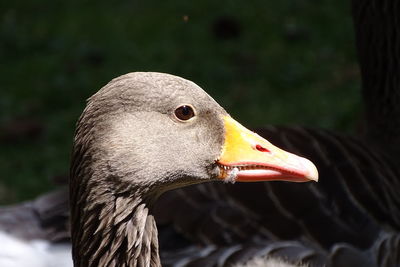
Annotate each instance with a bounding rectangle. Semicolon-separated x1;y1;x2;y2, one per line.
174;105;195;121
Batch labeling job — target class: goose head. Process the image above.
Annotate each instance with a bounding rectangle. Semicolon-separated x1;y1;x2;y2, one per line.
71;72;317;195
69;72;318;266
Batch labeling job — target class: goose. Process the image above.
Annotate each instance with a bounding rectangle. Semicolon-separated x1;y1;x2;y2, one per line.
1;68;399;266
67;72;318;266
3;2;400;266
0;72;318;267
3;123;399;266
2;71;399;267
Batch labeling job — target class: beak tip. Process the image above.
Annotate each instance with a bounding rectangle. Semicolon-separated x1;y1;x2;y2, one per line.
307;174;319;182
302;158;319;182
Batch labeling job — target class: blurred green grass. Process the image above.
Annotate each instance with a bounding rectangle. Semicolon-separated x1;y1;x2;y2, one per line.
0;0;360;204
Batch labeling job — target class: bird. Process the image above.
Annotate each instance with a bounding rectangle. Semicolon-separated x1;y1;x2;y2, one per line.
3;124;399;267
3;1;400;266
68;71;318;267
2;71;399;267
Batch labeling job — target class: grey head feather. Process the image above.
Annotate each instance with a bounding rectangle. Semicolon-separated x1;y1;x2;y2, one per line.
72;72;227;194
70;72;228;266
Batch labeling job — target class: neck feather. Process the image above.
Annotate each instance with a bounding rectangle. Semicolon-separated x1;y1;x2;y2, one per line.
70;110;163;267
352;1;400;158
70;182;161;267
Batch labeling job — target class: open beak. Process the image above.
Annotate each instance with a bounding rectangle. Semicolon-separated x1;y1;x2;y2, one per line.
217;116;318;183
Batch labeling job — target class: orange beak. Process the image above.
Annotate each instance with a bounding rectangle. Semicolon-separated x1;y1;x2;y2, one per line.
217;116;318;183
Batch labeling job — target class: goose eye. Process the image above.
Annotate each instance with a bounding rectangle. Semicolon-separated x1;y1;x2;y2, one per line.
174;105;195;121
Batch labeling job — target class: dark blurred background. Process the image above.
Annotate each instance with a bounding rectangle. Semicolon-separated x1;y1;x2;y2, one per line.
0;0;360;204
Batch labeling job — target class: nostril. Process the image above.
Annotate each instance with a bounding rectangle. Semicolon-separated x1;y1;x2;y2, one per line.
255;144;270;153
